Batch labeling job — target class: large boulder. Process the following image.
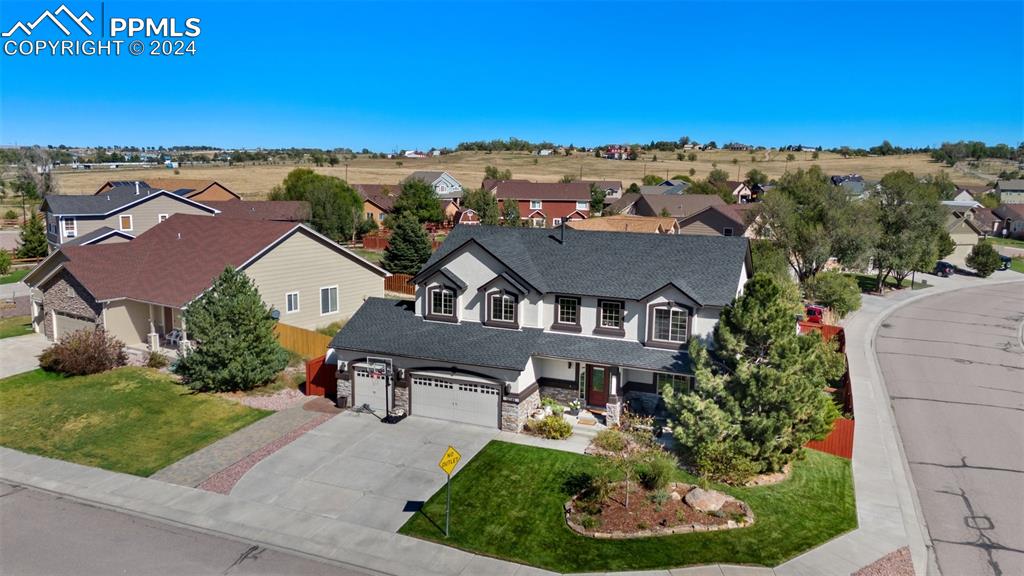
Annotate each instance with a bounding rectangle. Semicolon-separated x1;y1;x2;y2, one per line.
684;487;727;513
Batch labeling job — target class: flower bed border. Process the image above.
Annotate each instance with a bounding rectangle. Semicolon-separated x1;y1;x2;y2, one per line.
564;481;755;539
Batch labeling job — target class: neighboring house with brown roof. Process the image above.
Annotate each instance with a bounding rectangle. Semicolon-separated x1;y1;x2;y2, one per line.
581;180;624;199
567;214;678;234
203;200;310;222
24;214;388;350
629;193;727;219
945;207;987;266
676;204;754;237
724;181;754;203
95;179;239;201
486;180;593;227
994;204;1024;239
353;184;400;224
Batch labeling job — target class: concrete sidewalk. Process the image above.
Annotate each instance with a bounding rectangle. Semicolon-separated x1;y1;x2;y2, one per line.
2;273;1020;576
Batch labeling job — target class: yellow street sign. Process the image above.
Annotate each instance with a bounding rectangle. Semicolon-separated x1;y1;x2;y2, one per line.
438;445;461;476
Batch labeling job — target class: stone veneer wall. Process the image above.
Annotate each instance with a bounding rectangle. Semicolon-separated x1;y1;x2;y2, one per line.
501;388;540;432
540;385;579;407
336;367;352;408
40;270;102;340
393;376;410;414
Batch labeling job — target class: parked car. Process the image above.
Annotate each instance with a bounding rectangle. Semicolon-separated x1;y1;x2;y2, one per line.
805;305;825;324
933;261;956;277
1000;255;1012;271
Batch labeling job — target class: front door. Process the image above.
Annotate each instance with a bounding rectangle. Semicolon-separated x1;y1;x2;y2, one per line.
586;364;608;407
163;307;173;334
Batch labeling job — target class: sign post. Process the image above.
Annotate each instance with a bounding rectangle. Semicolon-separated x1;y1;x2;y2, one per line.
437;445;461;538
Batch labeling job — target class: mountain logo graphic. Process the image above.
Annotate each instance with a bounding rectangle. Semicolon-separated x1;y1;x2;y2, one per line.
2;4;94;37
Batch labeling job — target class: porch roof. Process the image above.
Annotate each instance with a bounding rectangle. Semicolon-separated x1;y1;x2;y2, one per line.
330;298;692;375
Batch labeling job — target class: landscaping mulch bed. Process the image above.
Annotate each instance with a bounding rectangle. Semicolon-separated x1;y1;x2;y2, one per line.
567;481;752;538
853;546;914;576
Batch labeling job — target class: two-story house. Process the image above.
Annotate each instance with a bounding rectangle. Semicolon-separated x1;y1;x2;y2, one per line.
486;180;592;227
403;171;463;203
329;225;752;431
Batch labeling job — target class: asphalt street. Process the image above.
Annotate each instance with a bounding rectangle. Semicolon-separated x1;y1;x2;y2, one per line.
0;482;373;576
875;282;1024;576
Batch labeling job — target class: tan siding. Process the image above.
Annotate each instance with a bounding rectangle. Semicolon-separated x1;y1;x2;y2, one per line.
103;300;151;345
189;186;238;202
244;231;384;331
678;210;740;237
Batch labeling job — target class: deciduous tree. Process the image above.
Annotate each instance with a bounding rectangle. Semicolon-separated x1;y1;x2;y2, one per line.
270;168;362;241
391;179;443;224
965;241;1001;277
871;170;946;290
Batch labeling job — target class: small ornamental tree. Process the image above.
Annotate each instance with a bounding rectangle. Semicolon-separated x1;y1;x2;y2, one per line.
0;250;11;276
664;274;845;481
965;241;1001;277
381;213;432;274
176;267;287;392
802;271;862;319
589;184;606;215
17;210;47;259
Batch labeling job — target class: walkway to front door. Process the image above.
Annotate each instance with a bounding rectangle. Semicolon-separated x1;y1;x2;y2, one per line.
230;411;497;532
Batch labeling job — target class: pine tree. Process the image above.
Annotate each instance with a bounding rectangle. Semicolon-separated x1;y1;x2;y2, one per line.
664;274;845;478
501;200;523;226
175;267;287;392
381;213;432;274
17;210;47;258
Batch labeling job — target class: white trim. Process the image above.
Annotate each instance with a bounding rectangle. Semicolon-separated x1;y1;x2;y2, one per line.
285;291;300;313
80;229;135;245
62;217;77;238
552;218;562;226
651;306;688;344
530;200;543;209
575;201;589;210
158;213;169;223
319;285;339;316
119;214;133;232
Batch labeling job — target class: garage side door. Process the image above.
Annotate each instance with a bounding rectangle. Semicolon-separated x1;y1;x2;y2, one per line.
353;365;387;413
412;376;500;428
54;312;95;340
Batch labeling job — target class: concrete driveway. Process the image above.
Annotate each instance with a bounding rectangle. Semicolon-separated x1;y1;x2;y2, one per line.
875;282;1024;576
230;411;498;532
0;333;48;378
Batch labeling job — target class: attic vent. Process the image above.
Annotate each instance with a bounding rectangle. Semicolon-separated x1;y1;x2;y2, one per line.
177;232;181;240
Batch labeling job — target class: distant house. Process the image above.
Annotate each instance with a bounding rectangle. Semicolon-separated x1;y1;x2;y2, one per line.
972;207;1002;237
404;171;463;201
202;200;310;222
24;214;388;347
994;204;1024;239
677;204;758;238
454;207;480;226
951;189;976;203
353;184;400;224
567;214;678;234
723;181;754;203
537;149;554;156
628;193;727;220
581;180;624;199
94;179;239;202
640;184;688;196
41;185;220;252
996;179;1024;204
945;207;987;266
486;180;592;227
604;145;630;160
831;174;870;200
403;150;427;159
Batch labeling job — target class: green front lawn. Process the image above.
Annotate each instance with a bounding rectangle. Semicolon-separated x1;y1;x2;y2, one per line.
1009;258;1024;274
0;268;30;284
988;237;1024;250
352;248;383;263
400;441;856;572
0;367;270;476
846;272;929;293
0;315;33;339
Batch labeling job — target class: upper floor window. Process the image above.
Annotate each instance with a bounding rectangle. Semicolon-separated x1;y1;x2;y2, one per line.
554;296;579;327
119;215;133;231
158;214;169;223
431;288;455;317
656;373;693;395
552;218;562;227
599;300;623;330
490;293;517;323
320;286;339;315
63;218;77;238
723;227;734;237
652;306;688;343
530;200;542;209
576;201;588;210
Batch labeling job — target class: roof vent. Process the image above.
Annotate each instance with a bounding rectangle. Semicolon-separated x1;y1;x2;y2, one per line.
177;232;181;240
135;181;140;195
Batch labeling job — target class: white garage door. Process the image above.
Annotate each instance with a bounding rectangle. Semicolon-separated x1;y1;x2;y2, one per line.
353;363;388;413
54;312;95;340
412;375;500;428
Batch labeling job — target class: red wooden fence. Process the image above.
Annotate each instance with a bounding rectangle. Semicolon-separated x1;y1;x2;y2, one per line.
385;273;415;295
305;354;338;400
806;417;854;459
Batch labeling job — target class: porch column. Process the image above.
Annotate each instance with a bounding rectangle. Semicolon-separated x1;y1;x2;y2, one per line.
146;304;159;351
606;367;622;427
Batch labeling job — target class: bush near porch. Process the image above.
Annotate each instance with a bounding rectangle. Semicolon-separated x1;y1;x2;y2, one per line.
399;441;856;572
0;367;270;476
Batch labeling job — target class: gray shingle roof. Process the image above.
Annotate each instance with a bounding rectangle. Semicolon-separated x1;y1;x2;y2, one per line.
41;186;216;216
63;226;134;246
416;225;749;306
330;298;692;374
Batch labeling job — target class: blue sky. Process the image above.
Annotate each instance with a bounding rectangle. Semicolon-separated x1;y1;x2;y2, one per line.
1;1;1021;150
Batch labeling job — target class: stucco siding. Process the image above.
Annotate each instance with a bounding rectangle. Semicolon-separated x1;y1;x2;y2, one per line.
245;230;384;331
103;300;152;346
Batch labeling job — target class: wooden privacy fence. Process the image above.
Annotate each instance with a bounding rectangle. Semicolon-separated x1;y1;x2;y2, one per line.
805;417;854;459
274;323;333;358
305;354;338;399
385;273;415;295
